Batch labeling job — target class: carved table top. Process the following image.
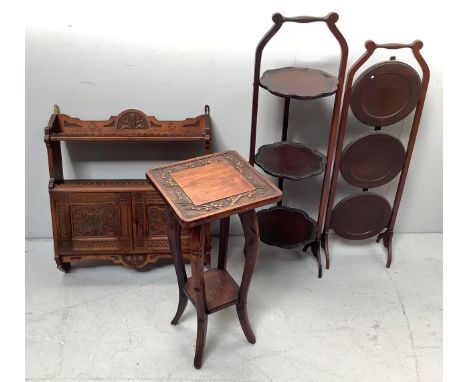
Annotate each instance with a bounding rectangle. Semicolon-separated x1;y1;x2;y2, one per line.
146;151;282;227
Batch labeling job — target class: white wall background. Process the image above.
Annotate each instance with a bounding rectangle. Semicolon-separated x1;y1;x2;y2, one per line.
25;0;443;238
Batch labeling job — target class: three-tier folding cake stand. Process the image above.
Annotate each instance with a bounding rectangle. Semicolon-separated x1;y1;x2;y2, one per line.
249;12;348;278
322;40;430;269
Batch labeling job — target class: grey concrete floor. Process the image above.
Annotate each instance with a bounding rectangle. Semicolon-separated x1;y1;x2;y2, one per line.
26;234;442;382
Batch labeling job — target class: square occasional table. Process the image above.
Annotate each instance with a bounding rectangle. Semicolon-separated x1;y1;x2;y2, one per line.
146;150;282;368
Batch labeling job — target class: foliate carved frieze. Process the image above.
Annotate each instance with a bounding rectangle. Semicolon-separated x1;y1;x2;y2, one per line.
120;255;150;269
142;236;191;249
72;239;130;250
115;254;175;269
55;109;208;139
59;253;182;270
68;193;131;204
55;180;150;189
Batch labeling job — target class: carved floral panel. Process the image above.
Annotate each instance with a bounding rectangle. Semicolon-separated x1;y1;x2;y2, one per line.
70;205;119;237
147;205;168;236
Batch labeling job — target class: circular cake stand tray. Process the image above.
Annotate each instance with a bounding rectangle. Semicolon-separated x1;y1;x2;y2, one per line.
331;192;392;240
258;206;316;249
255;142;326;180
340;132;406;188
350;60;422;126
259;67;338;100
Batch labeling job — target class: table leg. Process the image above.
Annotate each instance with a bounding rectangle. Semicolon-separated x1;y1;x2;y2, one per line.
204;224;212;267
191;225;208;369
218;217;230;270
237;209;259;344
167;212;188;325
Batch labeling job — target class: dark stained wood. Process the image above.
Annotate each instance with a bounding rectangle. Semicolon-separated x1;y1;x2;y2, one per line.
340;132;406;188
185;269;240;314
331;192;392;240
171;161;255;206
189;225;208;369
323;40;430;269
249;12;348;166
259;67;338;100
255;142;326;180
44;115;64;185
278;98;291;204
258;206;316;248
281;98;291;142
218;217;230;270
146;151;282;228
350;60;422;126
50;183;198;269
309;240;323;279
237;209;260;344
167;212;188;326
258;205;322;277
45;107;212;271
248;12;349;278
154;151;280;368
278;14;332;23
377;229;394;268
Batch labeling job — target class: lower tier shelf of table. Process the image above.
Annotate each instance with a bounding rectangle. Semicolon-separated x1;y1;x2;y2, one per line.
185;269;240;314
258;206;317;249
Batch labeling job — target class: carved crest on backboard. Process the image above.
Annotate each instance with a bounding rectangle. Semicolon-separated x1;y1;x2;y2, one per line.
117;111;149;130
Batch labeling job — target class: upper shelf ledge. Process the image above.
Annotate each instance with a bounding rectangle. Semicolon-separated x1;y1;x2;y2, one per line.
259;67;338;100
44;107;210;142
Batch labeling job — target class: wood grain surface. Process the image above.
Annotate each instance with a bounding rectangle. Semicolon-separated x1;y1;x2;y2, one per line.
171;161;255;206
146;151;282;227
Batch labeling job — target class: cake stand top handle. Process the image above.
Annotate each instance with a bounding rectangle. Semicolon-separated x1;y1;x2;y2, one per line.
272;12;338;25
365;40;424;53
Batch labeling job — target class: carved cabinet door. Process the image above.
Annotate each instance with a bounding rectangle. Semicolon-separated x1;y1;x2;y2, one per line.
133;192;192;253
54;192;133;254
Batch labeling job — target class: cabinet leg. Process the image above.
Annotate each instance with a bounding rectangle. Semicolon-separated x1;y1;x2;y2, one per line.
55;257;70;273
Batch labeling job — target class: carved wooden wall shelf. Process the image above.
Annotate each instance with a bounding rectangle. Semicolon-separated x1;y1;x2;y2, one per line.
45;106;212;272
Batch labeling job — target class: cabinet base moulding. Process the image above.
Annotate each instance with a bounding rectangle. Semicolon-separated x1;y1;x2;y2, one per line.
55;252;208;272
